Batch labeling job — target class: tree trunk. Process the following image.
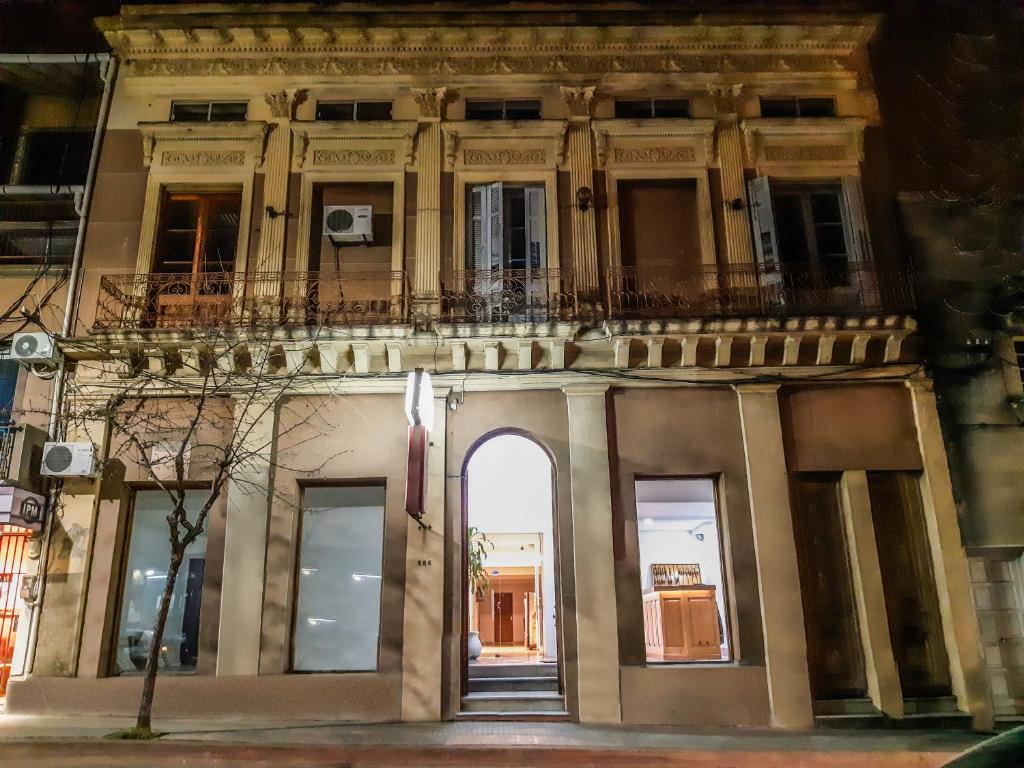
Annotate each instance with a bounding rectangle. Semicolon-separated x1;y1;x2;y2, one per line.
136;549;184;731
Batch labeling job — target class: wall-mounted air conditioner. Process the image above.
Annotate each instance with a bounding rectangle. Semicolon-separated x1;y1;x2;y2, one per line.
11;332;59;365
40;441;96;477
323;205;373;243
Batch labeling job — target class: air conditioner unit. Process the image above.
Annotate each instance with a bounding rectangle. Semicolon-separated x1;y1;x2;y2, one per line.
40;441;95;477
323;205;373;242
0;485;47;531
11;332;59;364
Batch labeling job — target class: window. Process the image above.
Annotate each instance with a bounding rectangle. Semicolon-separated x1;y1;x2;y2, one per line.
467;182;546;271
0;359;17;424
170;101;247;122
760;97;837;118
748;178;853;287
0;194;78;265
635;478;731;663
465;99;541;121
615;98;691;119
154;191;241;276
17;130;92;185
292;485;385;672
1014;339;1024;385
114;490;209;675
315;101;393;121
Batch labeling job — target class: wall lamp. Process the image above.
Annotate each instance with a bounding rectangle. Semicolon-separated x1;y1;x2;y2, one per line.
726;197;745;212
576;186;594;212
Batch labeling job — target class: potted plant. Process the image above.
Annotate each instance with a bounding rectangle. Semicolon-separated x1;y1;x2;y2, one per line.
467;525;492;660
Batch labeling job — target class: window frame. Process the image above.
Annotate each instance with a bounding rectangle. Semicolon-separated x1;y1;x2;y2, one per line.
452;169;559;273
108;484;217;678
464;99;542;121
759;96;837;118
631;474;737;667
153;190;243;277
767;181;854;284
169;101;248;123
288;480;388;674
314;101;394;122
614;98;691;119
465;181;548;272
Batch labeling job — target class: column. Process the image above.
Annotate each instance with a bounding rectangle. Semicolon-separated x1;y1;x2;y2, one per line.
839;470;904;719
734;383;814;728
709;85;755;269
563;384;621;723
216;396;278;675
401;389;447;720
412;88;446;315
907;380;994;730
253;90;299;294
560;87;600;296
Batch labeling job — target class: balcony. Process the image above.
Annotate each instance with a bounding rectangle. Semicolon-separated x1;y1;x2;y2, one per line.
93;271;408;332
606;263;914;320
439;268;580;324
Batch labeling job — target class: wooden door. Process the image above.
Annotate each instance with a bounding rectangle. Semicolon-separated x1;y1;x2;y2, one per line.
868;472;952;697
493;592;513;645
790;474;868;699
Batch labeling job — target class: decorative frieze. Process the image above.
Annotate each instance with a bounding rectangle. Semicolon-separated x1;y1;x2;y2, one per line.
291;121;417;169
160;150;245;166
138;121;271;169
741;117;866;167
441;120;568;169
463;148;546;166
311;148;396;165
591;119;716;168
612;146;695;164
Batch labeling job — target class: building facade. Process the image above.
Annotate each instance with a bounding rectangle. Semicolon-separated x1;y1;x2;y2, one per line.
1;3;995;728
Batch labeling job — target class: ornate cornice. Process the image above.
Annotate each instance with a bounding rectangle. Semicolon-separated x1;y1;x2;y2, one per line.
137;120;271;169
440;120;569;169
741;117;866;166
291;120;418;168
591;118;717;167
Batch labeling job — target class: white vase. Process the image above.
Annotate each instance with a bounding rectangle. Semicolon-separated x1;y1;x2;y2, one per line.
468;630;483;660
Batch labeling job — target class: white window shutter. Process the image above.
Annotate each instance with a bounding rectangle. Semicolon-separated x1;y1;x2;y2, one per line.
842;176;871;264
486;182;503;271
525;186;547;270
470;185;488;271
747;176;780;270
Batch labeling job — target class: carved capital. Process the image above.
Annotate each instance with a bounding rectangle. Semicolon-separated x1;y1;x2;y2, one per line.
560;85;596;120
264;88;302;119
412;87;448;121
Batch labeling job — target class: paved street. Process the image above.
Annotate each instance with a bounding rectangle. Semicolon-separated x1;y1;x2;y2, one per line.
0;717;985;767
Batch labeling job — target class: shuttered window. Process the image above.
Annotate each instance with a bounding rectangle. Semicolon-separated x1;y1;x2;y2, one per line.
467;183;546;271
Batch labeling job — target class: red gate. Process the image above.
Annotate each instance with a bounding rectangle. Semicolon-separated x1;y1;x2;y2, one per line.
0;525;30;696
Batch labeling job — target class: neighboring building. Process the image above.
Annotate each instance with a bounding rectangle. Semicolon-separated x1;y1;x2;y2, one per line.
899;197;1024;723
0;54;112;697
1;2;995;729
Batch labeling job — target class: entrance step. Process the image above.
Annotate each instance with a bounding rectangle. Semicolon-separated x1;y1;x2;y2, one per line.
460;691;566;715
468;663;557;679
468;675;560;694
899;697;972;729
902;696;960;715
814;698;881;716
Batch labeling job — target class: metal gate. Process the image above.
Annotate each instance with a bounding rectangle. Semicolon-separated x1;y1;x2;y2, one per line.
0;525;30;696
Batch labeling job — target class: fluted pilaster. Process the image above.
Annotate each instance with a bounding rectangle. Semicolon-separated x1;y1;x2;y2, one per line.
412;88;446;310
254;89;299;294
561;86;599;295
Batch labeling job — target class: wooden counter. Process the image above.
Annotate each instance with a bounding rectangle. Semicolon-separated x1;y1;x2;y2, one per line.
643;586;722;662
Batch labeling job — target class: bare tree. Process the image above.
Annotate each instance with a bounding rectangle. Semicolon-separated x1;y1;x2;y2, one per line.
63;325;335;734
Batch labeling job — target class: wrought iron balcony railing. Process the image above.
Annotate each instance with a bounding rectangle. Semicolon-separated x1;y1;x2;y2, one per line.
93;270;408;331
606;263;914;320
439;268;580;323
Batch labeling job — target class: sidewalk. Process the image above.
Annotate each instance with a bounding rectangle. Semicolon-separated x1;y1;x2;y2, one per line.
0;716;986;767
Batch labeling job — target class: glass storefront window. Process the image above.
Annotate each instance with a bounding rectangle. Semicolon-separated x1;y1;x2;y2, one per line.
292;484;385;672
635;477;731;663
114;490;209;675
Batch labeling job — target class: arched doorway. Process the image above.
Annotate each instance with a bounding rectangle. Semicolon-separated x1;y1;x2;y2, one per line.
461;432;564;715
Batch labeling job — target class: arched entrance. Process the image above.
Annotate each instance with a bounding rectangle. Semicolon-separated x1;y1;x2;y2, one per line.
461;432;564;716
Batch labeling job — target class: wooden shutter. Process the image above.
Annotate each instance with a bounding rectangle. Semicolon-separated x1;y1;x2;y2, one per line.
525;186;547;270
841;176;871;263
486;182;503;271
470;184;488;271
747;176;780;270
